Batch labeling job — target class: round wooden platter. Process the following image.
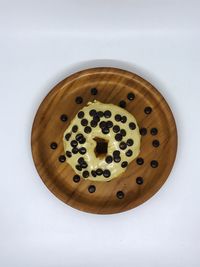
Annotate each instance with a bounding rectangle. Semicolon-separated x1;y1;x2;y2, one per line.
31;67;177;214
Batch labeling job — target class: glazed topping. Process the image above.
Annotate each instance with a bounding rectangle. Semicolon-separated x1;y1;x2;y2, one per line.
63;101;141;182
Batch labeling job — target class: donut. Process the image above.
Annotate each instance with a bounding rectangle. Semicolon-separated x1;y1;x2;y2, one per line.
63;101;141;181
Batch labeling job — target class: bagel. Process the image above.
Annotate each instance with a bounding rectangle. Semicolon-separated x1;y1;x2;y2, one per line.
63;100;141;181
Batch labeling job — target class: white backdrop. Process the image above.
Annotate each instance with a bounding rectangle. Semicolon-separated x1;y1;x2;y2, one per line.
0;1;200;266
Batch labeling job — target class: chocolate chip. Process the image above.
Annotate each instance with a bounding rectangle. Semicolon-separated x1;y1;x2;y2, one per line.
127;139;134;146
126;149;133;157
66;151;72;158
91;170;97;177
76;165;82;171
129;122;136;130
115;114;121;122
89;109;96;117
151;160;158;168
88;185;96;193
59;155;66;162
70;140;78;147
102;128;109;134
121;161;128;168
94;114;100;122
90;120;98;128
106;120;113;128
50;142;57;149
152;140;160;147
96;168;103;175
81;119;88;126
104;110;111;118
76;133;84;142
79;147;86;154
114;156;121;163
105;155;113;164
113;125;120;133
81;162;88;169
97;111;104;117
140;128;147;136
78;157;84;164
60;114;68;122
75;96;83;104
136;157;144;165
151;128;158;135
119;142;127;150
136;177;143;185
79;137;86;144
115;133;122;141
103;169;111;178
99;121;107;129
120;129;126;136
83;170;89;178
65;133;71;141
72;125;78;133
119;100;126;108
127;92;135;100
72;147;79;154
116;191;124;199
78;111;84;119
91;88;98;95
84;126;92;134
144;106;152;114
113;150;120;157
73;175;80;183
121;116;127;123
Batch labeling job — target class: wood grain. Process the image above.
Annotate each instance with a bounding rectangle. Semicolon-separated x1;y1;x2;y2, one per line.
31;67;178;214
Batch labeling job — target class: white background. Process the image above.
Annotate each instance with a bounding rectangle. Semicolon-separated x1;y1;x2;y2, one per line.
0;1;200;266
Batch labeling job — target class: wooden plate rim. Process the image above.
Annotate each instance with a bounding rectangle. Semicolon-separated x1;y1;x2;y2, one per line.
31;67;178;214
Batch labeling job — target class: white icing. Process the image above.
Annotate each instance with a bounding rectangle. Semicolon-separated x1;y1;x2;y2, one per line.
63;101;141;181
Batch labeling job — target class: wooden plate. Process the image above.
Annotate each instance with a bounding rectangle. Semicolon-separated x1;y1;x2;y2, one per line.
31;67;177;214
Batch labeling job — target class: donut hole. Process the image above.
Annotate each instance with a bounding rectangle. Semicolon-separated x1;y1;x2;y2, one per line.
94;137;108;159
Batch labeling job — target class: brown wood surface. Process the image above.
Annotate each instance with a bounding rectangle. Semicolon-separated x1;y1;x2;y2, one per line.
31;67;178;214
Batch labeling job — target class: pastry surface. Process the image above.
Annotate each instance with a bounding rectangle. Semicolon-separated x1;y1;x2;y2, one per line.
63;101;141;181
